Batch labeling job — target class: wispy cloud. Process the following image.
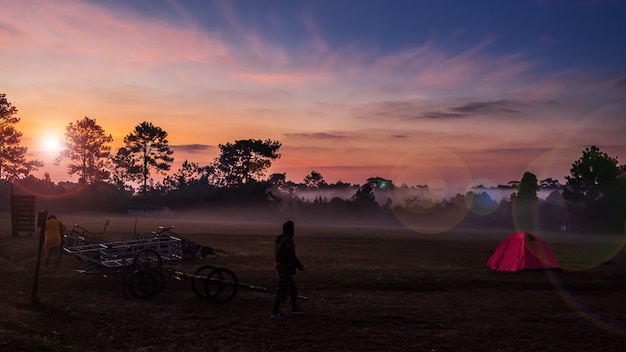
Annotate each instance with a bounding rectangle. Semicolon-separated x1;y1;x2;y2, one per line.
417;99;562;121
351;100;527;121
0;2;230;66
171;144;215;152
452;100;524;115
4;1;625;187
284;132;348;139
614;78;626;94
418;112;472;119
1;0;598;108
231;71;331;86
350;101;434;120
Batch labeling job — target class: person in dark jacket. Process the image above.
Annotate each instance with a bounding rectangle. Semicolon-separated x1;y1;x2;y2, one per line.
271;220;305;318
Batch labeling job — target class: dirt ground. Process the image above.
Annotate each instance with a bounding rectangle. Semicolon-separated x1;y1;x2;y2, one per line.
1;219;625;352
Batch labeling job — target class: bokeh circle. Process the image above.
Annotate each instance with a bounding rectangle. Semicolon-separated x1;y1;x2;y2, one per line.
464;178;501;216
387;147;473;235
523;101;626;335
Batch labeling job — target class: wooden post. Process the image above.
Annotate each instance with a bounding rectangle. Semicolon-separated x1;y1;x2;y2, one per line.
30;210;48;307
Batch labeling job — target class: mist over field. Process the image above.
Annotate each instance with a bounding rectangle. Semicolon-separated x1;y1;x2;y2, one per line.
290;186;557;206
0;181;594;240
2;2;626;350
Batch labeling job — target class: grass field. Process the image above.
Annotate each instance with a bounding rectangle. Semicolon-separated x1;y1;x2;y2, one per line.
1;211;625;351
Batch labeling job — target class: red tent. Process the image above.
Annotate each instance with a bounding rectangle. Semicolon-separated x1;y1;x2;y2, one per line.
486;232;562;271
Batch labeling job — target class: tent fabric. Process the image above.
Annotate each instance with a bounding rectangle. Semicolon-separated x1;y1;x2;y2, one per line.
486;232;562;271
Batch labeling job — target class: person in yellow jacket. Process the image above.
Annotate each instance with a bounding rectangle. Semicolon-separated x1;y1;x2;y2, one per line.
44;215;65;269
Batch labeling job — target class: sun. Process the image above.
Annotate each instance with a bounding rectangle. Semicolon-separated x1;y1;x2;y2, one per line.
42;135;62;153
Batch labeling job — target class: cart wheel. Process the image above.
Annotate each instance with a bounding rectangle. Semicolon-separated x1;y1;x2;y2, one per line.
133;249;162;270
191;265;216;298
128;269;162;299
205;267;239;303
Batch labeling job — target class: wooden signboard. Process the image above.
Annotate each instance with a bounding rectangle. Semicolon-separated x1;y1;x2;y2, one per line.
11;194;36;237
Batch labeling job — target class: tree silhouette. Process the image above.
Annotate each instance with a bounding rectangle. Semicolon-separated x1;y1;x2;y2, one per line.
563;145;625;231
163;160;206;191
116;122;174;194
512;172;539;200
327;179;352;189
366;176;394;190
110;145;138;192
55;116;113;184
267;173;287;187
506;180;520;188
540;177;562;189
304;170;326;188
351;183;378;211
352;183;375;202
0;93;42;180
214;139;281;186
509;171;540;232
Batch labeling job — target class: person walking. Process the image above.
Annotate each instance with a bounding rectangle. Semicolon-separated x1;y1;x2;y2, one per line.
271;220;305;318
44;215;65;269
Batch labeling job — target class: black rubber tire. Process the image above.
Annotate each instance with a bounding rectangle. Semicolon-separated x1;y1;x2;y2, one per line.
205;267;239;303
128;269;162;299
191;265;216;298
133;249;162;270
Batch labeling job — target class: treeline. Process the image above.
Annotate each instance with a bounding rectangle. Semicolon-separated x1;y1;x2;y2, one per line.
2;94;626;232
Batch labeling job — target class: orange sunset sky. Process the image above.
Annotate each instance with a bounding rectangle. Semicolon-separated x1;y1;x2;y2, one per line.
2;1;625;194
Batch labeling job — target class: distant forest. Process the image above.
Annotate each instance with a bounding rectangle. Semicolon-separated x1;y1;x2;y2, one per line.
2;95;626;233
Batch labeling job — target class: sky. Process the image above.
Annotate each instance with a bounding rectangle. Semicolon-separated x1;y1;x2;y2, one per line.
2;0;626;194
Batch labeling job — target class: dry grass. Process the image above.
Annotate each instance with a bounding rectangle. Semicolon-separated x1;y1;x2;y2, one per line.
1;212;625;351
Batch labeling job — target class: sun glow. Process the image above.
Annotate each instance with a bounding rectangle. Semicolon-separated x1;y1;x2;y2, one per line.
41;135;62;153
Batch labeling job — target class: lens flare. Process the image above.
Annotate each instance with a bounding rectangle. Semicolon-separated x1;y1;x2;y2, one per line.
387;147;472;235
464;178;501;216
509;147;579;234
12;179;89;200
515;100;626;251
522;101;626;335
543;243;626;336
